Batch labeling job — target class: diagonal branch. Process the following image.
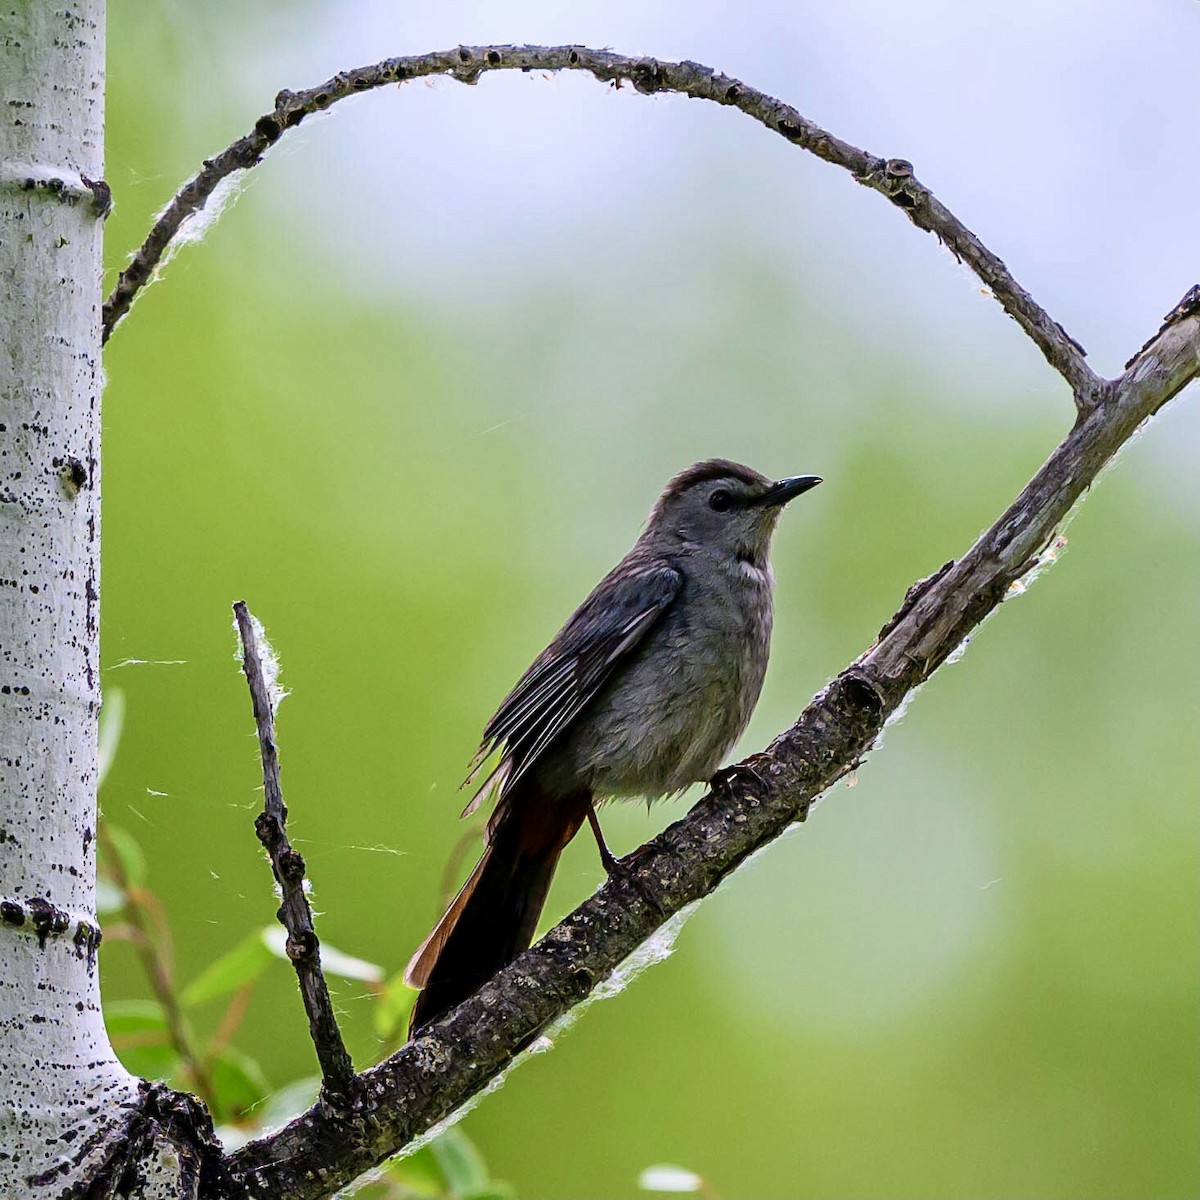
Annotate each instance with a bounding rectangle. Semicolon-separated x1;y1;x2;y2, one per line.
223;296;1197;1199
101;44;1100;405
233;601;356;1105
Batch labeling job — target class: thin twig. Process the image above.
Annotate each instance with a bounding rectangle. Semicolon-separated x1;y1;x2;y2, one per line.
226;295;1198;1199
97;821;215;1108
233;601;356;1104
100;44;1100;405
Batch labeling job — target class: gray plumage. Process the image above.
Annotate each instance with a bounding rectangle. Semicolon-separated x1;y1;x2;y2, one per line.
407;458;821;1029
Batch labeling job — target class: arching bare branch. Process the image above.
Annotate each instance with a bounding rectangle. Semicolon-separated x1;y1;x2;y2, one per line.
102;44;1100;405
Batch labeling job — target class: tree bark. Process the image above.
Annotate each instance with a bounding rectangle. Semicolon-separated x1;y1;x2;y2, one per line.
0;5;190;1196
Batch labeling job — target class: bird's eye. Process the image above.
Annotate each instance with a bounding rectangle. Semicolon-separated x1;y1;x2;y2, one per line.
708;488;734;512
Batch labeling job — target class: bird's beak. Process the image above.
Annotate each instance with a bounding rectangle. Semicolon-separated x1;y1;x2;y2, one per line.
752;474;823;508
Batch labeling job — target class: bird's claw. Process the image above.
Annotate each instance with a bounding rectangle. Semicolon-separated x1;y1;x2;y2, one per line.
603;845;667;918
710;757;771;805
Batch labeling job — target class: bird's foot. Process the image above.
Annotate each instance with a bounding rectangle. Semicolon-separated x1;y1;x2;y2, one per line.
602;844;667;918
710;756;772;805
595;839;622;877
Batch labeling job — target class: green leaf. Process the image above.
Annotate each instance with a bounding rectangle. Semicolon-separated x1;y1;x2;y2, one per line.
97;688;125;787
430;1127;490;1198
374;970;418;1039
638;1165;704;1193
209;1046;270;1123
101;824;146;888
261;926;384;983
105;1000;178;1080
319;939;384;983
181;930;274;1007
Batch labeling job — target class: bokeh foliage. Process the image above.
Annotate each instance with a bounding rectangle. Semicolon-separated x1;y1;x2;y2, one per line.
98;6;1198;1197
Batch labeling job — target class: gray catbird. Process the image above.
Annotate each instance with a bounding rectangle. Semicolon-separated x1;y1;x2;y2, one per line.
406;459;821;1030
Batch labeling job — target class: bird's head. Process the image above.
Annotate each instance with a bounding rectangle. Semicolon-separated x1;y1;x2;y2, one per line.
645;458;822;567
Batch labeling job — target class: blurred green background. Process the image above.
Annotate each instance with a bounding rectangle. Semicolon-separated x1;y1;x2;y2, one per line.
98;3;1198;1197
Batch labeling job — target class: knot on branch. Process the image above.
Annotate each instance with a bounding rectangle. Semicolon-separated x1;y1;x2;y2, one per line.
630;58;667;94
25;896;70;948
881;158;920;209
254;113;284;144
80;175;112;219
73;919;102;967
856;156;924;210
279;847;307;882
286;931;318;962
839;673;886;722
452;46;485;84
57;456;89;497
255;809;284;848
271;89;307;130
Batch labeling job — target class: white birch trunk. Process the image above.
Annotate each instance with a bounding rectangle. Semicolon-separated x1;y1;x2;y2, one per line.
0;6;179;1196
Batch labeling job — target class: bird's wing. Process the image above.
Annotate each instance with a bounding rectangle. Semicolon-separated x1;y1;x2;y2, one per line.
461;561;682;815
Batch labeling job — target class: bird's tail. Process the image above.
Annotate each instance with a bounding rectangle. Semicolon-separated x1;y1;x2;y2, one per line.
405;784;590;1033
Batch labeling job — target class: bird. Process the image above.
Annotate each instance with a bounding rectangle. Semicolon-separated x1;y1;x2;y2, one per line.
405;459;821;1032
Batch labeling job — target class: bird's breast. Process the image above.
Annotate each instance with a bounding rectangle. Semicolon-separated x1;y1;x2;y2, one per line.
544;559;774;799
